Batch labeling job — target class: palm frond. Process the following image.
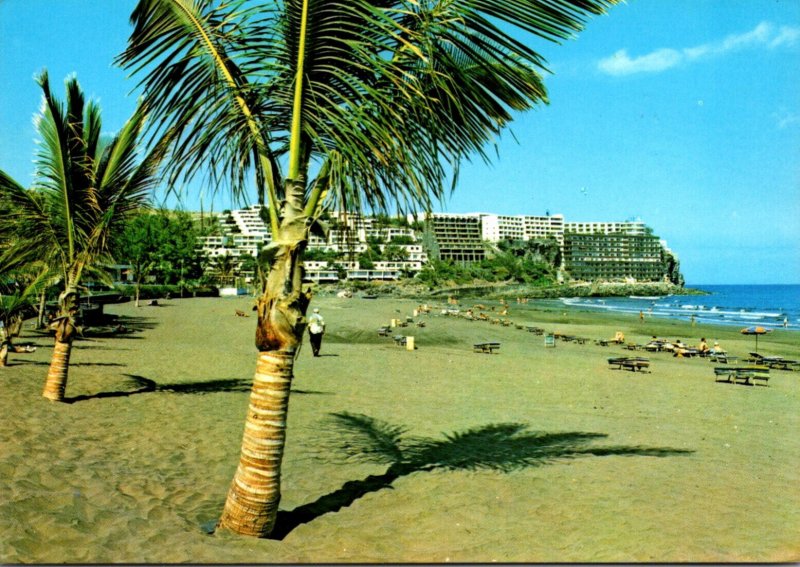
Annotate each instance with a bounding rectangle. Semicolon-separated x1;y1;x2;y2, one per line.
1;71;161;293
118;0;620;222
0;169;66;276
117;0;282;219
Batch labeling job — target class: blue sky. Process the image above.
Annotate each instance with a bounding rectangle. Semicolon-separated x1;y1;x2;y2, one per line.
1;1;799;285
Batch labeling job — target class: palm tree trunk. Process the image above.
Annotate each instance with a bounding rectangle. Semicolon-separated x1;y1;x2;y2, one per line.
218;233;311;537
37;290;47;329
42;340;72;400
42;289;79;402
218;350;295;536
0;342;9;367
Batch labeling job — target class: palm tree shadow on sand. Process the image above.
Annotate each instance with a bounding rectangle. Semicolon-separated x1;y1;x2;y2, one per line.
266;412;694;540
64;374;330;403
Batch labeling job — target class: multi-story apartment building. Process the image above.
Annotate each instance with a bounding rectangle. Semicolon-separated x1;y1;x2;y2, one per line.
480;214;525;242
423;213;486;263
523;214;565;246
563;219;647;236
199;208;426;282
562;231;666;282
230;205;271;238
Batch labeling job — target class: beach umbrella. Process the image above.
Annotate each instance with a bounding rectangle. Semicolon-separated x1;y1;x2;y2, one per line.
740;326;772;352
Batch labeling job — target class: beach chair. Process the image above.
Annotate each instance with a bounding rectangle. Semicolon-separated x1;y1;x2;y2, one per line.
715;366;770;386
714;367;735;383
763;357;799;370
473;342;501;354
608;356;650;372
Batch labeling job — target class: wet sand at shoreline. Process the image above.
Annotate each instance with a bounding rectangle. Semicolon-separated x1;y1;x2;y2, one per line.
1;295;799;563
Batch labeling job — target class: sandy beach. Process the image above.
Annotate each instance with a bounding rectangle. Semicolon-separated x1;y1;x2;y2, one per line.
1;295;798;563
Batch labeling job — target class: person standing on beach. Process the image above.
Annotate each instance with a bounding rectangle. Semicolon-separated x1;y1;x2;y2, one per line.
307;308;326;357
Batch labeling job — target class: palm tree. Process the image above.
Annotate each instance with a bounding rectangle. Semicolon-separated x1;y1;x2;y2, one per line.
207;252;238;287
0;267;53;367
0;71;163;400
118;0;619;537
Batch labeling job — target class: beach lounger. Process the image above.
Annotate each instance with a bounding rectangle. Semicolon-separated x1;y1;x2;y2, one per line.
714;366;770;386
473;342;501;354
745;353;797;370
709;353;738;364
764;358;799;370
608;356;650;372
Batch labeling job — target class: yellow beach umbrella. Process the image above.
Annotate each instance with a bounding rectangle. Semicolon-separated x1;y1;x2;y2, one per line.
740;326;772;352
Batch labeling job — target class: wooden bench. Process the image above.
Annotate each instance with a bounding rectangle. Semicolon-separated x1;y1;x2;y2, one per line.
526;327;544;335
608;357;651;372
393;335;407;346
766;359;799;371
709;353;738;364
715;366;770;386
755;356;799;371
473;342;501;354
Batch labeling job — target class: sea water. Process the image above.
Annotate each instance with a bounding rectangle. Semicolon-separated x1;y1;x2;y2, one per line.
557;284;800;330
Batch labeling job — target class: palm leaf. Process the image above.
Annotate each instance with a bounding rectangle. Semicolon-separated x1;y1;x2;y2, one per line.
1;71;162;293
119;0;619;221
118;0;282;224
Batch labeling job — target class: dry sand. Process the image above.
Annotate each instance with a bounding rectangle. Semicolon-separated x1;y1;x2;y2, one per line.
1;295;799;563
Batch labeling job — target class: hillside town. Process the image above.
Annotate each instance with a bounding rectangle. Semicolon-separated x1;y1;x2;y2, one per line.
194;206;683;287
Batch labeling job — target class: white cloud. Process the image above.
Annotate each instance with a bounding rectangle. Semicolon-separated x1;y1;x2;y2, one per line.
598;48;682;75
770;26;800;48
598;21;800;76
774;110;800;129
720;21;772;51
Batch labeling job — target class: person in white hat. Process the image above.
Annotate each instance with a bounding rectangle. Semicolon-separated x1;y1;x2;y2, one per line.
307;307;326;357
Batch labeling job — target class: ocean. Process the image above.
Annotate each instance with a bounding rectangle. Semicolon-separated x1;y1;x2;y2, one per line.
556;284;800;330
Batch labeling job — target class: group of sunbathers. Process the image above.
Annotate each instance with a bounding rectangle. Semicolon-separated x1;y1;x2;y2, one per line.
645;336;724;357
